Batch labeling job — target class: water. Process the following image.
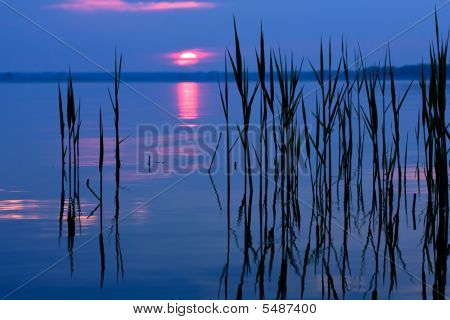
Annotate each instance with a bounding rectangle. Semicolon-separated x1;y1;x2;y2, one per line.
0;80;448;299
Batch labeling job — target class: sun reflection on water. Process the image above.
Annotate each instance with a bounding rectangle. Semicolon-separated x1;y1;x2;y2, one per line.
177;82;199;122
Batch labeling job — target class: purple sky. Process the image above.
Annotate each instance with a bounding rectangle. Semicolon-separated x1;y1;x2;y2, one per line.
0;0;449;71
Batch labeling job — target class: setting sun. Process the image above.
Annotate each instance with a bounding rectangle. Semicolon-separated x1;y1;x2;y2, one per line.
177;51;199;66
165;49;215;66
180;52;197;60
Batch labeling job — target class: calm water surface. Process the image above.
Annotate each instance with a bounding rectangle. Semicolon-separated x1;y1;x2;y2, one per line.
0;81;448;299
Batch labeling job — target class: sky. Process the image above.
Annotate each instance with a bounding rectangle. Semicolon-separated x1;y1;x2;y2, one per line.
0;0;449;72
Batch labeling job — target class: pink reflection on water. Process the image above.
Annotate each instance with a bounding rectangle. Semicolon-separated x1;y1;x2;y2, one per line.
0;198;101;224
0;199;41;212
0;214;40;220
79;136;116;167
177;82;199;121
78;136;136;168
50;0;216;12
0;199;46;220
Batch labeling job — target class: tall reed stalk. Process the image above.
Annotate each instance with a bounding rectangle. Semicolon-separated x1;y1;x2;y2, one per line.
420;14;448;299
109;51;123;220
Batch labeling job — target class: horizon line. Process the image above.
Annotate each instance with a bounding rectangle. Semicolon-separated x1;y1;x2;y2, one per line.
0;64;448;83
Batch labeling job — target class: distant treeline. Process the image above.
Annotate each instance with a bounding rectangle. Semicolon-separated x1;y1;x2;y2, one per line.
0;64;448;83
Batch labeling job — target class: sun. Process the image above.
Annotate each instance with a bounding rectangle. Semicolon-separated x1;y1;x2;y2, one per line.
164;49;215;67
165;49;215;66
176;51;199;66
180;52;198;60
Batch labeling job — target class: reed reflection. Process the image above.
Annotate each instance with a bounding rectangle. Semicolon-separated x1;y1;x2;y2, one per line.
211;17;449;300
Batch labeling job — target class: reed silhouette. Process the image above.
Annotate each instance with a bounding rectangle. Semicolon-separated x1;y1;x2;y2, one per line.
58;83;66;245
219;56;231;231
419;14;448;299
109;51;123;220
213;14;449;300
56;72;82;274
86;108;106;288
51;15;449;300
209;132;223;212
56;54;129;286
107;51;125;280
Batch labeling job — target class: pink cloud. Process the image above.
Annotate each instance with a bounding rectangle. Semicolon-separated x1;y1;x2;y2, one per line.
50;0;216;12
